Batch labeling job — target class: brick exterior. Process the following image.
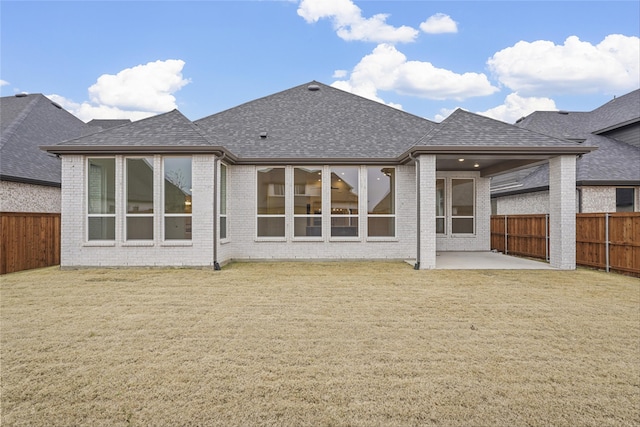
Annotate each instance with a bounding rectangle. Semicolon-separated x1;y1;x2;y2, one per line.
60;156;504;268
549;155;577;269
0;181;61;213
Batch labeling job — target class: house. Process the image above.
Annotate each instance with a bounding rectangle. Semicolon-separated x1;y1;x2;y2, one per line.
0;93;93;213
43;81;593;270
491;89;640;214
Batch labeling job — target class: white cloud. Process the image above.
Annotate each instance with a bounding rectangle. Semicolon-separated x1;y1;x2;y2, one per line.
434;107;456;122
297;0;418;43
332;69;348;78
332;44;498;105
420;13;458;34
47;59;190;122
0;80;9;87
476;92;557;124
488;35;640;95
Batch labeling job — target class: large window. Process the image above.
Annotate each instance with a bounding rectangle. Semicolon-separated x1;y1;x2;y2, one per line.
87;158;116;240
164;157;192;240
331;167;359;237
367;167;395;237
436;179;445;234
257;167;286;237
294;167;322;238
220;163;228;239
451;178;474;234
126;157;154;240
616;188;635;212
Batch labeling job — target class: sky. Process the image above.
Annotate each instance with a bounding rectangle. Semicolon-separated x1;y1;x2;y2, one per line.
1;1;638;124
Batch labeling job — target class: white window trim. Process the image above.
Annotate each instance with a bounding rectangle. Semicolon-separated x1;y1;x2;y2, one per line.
86;156;116;244
219;162;229;243
329;165;362;242
162;156;193;244
292;166;323;241
366;166;397;241
256;166;287;241
450;177;476;236
124;156;155;242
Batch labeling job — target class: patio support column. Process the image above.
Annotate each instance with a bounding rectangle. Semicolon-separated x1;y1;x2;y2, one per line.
549;155;577;270
417;154;437;269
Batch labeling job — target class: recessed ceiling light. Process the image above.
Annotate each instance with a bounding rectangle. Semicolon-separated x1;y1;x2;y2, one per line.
458;158;465;162
474;163;480;168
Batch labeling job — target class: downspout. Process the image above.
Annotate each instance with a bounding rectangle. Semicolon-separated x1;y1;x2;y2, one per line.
412;153;420;270
213;153;225;270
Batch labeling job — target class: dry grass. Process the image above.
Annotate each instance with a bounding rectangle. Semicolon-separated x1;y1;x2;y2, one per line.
1;262;639;427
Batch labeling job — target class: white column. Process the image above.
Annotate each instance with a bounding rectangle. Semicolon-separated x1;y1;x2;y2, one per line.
418;155;437;269
549;155;577;270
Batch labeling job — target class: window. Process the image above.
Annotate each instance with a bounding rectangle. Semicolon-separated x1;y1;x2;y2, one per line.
451;179;474;234
126;157;154;240
436;179;445;234
367;167;395;237
331;167;359;237
164;157;192;240
257;167;286;237
220;163;228;239
87;158;116;240
616;188;635;212
294;167;322;238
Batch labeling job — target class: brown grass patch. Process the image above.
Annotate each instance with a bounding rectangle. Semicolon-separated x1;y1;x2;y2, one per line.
1;262;639;426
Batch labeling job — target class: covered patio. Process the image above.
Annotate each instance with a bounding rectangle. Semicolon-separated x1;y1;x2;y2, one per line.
409;251;555;270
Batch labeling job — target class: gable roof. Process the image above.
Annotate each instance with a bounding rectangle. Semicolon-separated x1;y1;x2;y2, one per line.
44;81;592;165
53;109;215;153
1;93;93;186
87;119;132;130
193;81;438;160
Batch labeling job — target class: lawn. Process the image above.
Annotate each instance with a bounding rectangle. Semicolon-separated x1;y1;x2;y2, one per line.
1;262;639;427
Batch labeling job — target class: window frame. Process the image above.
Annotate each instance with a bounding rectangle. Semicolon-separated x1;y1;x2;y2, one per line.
615;187;635;212
436;178;446;234
219;162;229;241
366;166;396;239
256;166;287;240
450;178;475;235
162;156;193;242
86;157;116;242
125;156;155;241
330;166;360;240
292;166;323;240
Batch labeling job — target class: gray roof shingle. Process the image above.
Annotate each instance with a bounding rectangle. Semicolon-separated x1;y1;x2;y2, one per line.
194;81;438;159
1;93;93;185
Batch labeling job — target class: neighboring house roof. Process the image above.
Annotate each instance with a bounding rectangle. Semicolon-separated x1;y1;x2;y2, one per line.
0;93;94;186
87;119;132;130
493;88;640;197
44;81;591;167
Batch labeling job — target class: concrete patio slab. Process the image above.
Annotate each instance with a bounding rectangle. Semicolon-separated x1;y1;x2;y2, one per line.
406;252;555;270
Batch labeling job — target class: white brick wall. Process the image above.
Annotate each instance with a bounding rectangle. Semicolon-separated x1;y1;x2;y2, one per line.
549;155;576;270
219;165;417;263
0;181;61;213
60;154;216;268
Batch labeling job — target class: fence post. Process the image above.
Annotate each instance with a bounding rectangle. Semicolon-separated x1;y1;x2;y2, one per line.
504;215;508;254
605;213;610;273
545;214;549;262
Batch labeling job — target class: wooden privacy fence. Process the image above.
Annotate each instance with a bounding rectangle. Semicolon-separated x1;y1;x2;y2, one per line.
0;212;61;275
491;213;640;276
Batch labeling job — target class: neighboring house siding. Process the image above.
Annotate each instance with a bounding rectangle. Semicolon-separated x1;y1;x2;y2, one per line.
60;154;216;268
494;191;550;215
0;181;61;213
602;125;640;148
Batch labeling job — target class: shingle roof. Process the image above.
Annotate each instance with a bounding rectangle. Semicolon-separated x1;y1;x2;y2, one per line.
421;109;581;148
45;81;592;163
59;109;212;149
194;81;438;159
87;119;132;130
493;89;640;196
1;93;93;185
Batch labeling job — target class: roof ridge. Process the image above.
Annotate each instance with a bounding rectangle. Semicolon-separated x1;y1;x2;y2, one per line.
0;94;41;149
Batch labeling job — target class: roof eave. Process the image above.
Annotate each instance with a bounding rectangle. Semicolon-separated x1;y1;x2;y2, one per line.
398;145;596;164
41;144;236;161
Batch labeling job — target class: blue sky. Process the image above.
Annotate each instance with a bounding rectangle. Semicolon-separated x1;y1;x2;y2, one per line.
1;1;638;124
